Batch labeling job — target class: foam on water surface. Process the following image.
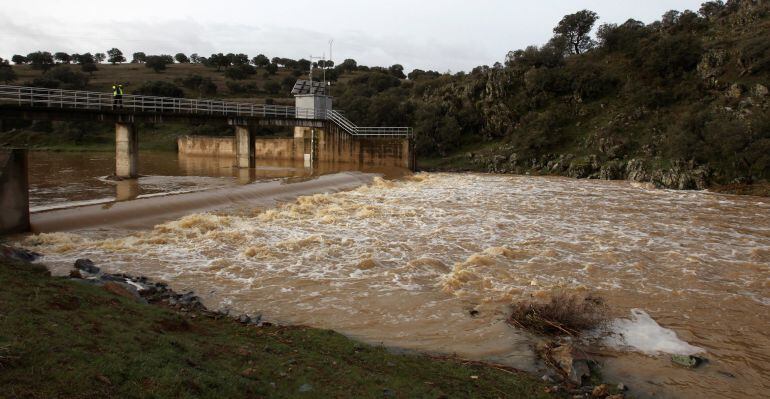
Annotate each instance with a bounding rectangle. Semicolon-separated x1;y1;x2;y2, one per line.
603;309;704;356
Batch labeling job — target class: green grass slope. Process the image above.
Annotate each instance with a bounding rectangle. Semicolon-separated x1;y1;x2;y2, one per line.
0;259;548;399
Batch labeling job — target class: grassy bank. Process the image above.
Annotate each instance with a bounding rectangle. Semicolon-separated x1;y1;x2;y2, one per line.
0;258;549;398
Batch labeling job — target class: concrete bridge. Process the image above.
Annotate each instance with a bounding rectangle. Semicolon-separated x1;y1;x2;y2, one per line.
0;84;414;234
0;84;414;176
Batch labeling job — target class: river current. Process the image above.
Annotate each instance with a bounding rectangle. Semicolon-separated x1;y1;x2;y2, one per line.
17;152;770;398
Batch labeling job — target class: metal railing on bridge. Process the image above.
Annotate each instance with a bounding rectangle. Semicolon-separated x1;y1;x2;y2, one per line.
0;85;413;139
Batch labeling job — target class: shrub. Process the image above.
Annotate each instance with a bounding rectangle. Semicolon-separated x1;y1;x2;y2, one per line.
30;66;89;89
739;35;770;75
637;34;703;79
226;81;258;94
133;81;184;97
179;74;217;97
263;81;280;95
508;291;608;336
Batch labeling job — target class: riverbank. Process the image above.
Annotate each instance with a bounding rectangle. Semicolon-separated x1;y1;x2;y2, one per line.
0;254;552;398
420;151;770;197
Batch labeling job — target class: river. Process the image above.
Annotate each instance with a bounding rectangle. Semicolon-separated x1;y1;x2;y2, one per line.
16;151;770;398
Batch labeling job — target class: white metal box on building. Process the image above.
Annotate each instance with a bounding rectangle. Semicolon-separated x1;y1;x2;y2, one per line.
294;94;333;119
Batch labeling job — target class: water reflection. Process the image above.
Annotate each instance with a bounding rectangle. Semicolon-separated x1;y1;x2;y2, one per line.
28;151;410;211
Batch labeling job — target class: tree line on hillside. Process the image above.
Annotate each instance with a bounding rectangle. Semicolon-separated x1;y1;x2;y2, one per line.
7;47;426;80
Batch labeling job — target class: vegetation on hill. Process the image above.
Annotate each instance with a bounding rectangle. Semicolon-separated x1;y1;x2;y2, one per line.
0;257;549;398
1;0;768;190
332;0;770;189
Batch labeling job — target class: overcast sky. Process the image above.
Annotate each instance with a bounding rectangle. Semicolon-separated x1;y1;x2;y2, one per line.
1;0;705;71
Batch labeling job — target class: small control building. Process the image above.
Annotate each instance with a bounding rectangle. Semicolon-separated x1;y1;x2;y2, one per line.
292;80;332;119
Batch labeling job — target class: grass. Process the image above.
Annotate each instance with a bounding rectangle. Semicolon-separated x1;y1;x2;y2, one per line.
0;258;550;399
508;292;608;337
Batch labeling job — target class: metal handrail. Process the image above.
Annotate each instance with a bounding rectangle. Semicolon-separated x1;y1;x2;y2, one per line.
0;84;413;138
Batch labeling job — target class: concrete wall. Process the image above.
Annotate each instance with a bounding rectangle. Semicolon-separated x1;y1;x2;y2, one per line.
297;127;412;168
178;136;235;157
255;138;302;160
0;149;30;235
178;129;413;169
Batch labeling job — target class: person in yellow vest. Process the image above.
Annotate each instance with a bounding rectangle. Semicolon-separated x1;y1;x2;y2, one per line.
112;84;124;109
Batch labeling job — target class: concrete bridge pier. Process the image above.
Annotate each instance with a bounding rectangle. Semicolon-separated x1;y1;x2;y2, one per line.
0;148;30;234
235;125;255;168
115;122;138;178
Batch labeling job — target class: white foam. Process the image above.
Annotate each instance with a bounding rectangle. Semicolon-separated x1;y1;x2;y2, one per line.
603;309;704;356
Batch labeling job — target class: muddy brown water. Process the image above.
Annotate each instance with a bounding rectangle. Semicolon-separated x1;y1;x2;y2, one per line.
16;152;770;398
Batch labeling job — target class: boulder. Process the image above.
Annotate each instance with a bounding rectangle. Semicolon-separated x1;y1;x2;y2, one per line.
103;281;142;302
74;259;100;275
727;83;744;99
753;84;768;98
599;161;626;181
671;354;707;368
0;245;41;263
549;344;594;385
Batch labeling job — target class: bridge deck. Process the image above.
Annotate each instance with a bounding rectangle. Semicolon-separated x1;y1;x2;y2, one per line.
0;85;412;139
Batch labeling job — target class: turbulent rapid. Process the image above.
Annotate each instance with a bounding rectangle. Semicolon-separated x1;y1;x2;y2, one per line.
21;173;770;398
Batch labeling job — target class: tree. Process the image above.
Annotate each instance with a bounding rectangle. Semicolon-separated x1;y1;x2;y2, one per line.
0;58;17;83
206;53;231;71
228;53;249;66
699;1;725;18
175;53;190;63
251;54;269;67
81;62;98;76
190;53;201;63
389;64;406;79
73;53;95;65
11;55;28;65
145;55;172;72
265;63;278;75
339;58;358;72
297;58;311;72
54;52;72;64
131;52;147;63
553;10;599;55
107;48;125;64
27;51;55;71
224;64;256;80
94;53;106;63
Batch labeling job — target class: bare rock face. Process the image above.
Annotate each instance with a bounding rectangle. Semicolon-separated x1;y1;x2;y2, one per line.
727;83;744;99
697;49;728;83
650;160;711;190
753;83;768;98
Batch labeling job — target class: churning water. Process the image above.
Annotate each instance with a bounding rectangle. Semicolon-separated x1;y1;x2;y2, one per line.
20;172;770;398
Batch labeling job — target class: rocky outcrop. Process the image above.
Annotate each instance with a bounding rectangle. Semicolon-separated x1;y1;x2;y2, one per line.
466;152;712;190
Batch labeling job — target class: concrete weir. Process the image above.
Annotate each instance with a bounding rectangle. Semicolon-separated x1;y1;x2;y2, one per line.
178;128;413;169
0;148;30;234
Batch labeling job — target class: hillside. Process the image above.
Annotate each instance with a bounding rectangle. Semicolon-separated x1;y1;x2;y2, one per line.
331;0;770;191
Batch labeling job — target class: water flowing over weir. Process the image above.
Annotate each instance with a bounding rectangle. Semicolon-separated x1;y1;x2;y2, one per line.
18;173;770;399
